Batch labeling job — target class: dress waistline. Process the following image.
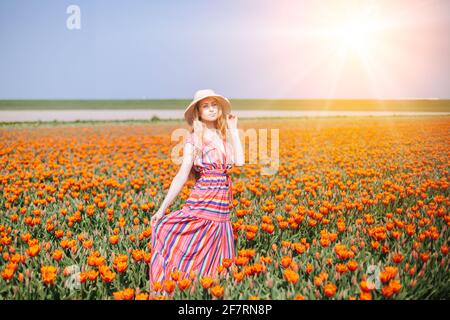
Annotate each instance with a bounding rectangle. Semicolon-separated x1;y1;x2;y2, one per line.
199;171;234;207
182;206;231;222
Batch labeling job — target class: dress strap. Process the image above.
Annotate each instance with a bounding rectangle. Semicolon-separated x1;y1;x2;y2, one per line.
221;137;226;167
221;137;233;208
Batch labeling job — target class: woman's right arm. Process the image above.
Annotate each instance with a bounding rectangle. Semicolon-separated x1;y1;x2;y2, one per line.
154;141;195;217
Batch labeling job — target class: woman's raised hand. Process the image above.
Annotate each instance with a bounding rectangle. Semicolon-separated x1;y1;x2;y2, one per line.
226;113;238;130
150;208;165;229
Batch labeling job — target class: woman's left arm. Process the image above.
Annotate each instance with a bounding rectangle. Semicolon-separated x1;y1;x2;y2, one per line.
227;114;245;166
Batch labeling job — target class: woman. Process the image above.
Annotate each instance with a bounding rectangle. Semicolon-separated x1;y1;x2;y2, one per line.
149;89;244;298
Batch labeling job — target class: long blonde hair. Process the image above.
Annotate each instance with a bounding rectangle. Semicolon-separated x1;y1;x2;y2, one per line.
187;97;228;182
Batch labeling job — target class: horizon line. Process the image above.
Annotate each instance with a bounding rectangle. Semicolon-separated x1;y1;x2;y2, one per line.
0;98;447;101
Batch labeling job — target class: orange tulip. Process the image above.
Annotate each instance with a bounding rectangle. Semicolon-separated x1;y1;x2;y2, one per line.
152;281;163;292
360;291;372;300
136;293;149;300
99;266;116;282
381;284;394;298
323;283;337;298
420;252;430;263
52;250;63;261
109;235;119;245
293;243;306;254
178;278;192;291
1;268;14;281
87;269;98;281
284;269;299;284
82;240;93;249
233;271;244;283
113;291;124;300
335;263;348;274
27;245;40;257
360;280;373;292
347;260;358;271
40;265;57;285
201;276;214;289
131;249;144;262
163;279;176;294
122;288;134;300
210;285;224;298
281;256;292;268
389;279;402;294
392;253;404;264
246;231;256;240
114;288;134;300
320;238;330;248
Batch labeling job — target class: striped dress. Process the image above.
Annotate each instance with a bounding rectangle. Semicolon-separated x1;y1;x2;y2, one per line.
149;131;236;291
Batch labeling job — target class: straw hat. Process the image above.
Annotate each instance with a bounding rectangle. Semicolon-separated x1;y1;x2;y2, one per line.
184;89;231;126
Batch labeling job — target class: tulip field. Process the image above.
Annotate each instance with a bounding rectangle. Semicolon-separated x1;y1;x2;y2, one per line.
0;116;449;300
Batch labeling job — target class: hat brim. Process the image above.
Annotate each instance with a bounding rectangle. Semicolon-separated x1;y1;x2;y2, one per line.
184;95;231;126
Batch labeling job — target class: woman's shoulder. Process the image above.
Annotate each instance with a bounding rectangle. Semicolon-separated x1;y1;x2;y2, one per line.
185;131;196;145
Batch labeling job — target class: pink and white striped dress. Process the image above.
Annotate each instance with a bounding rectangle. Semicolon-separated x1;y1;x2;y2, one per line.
149;131;236;291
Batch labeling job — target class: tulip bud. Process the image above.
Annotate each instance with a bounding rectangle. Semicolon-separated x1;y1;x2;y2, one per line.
265;277;274;288
315;290;320;298
63;266;71;277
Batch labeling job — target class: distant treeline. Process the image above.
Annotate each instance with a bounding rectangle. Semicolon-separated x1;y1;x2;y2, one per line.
0;99;449;112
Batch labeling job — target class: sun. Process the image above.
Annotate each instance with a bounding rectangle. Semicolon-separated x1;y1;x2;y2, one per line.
312;2;385;58
335;19;376;54
294;1;395;100
331;14;384;59
276;1;443;100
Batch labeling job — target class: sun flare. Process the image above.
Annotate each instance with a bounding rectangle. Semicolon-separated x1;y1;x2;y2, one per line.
295;1;402;100
318;4;385;57
334;19;378;54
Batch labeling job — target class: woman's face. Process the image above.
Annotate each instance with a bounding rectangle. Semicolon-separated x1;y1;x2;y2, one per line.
197;97;221;123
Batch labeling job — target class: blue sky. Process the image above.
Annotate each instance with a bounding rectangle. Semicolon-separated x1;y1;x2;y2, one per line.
1;0;449;99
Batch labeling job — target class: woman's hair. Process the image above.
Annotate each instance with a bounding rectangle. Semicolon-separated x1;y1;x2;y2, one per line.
187;97;228;182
